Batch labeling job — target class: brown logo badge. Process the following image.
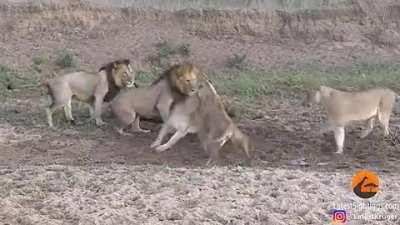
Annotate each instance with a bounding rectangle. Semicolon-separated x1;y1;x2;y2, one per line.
351;170;379;199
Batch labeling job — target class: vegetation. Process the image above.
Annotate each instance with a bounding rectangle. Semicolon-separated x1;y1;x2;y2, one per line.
212;62;400;101
32;55;49;73
146;41;191;73
226;53;249;71
0;65;40;97
128;62;400;103
111;0;350;10
0;65;15;92
54;49;76;69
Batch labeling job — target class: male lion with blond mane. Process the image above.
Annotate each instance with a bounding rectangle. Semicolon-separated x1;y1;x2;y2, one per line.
110;63;201;135
150;78;252;165
45;59;135;127
305;85;399;154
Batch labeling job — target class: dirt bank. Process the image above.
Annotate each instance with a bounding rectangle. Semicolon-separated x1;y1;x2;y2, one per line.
1;0;400;72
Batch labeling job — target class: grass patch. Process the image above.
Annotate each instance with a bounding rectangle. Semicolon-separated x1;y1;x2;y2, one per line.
32;55;49;73
146;41;191;73
0;65;17;92
128;62;400;102
54;49;76;69
211;63;400;101
0;65;42;98
135;70;159;86
226;53;249;71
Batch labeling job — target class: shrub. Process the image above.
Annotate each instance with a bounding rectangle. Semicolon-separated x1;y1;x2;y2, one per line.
226;53;248;70
54;49;76;68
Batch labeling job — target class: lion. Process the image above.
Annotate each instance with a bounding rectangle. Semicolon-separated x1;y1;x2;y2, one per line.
150;79;252;165
45;59;136;127
305;85;399;154
110;63;201;135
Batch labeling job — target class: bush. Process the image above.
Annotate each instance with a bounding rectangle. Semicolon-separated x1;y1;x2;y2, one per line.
226;54;248;70
54;49;76;68
176;43;191;56
0;65;13;91
146;42;192;71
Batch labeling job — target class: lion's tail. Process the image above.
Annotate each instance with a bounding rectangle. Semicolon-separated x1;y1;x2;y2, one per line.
42;80;54;107
231;126;252;160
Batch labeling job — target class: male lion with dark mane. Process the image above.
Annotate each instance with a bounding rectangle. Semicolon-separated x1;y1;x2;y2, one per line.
150;78;252;165
45;59;135;127
110;63;201;135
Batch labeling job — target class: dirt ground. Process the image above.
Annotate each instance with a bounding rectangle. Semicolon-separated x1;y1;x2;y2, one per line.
1;89;400;225
1;1;400;224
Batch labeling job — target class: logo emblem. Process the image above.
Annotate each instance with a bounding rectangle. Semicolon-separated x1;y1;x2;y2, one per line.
332;209;347;224
351;170;379;198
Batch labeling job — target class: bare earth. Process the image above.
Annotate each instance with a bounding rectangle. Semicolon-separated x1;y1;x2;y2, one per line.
1;1;400;224
0;90;399;225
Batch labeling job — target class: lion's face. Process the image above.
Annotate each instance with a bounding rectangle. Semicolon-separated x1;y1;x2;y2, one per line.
173;64;201;96
113;63;136;88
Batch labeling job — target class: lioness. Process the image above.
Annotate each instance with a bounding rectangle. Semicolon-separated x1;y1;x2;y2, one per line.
150;79;252;165
45;59;135;127
306;85;399;154
110;63;201;135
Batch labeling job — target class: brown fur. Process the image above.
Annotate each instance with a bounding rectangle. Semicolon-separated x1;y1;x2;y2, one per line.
110;63;202;135
306;85;398;154
45;59;135;127
151;79;252;165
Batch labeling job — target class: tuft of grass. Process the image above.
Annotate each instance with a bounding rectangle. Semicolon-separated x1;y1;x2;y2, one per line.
32;55;49;72
155;41;175;58
135;70;158;86
54;49;76;69
0;65;16;92
0;65;41;97
146;41;192;72
211;63;400;101
176;43;191;56
226;54;248;71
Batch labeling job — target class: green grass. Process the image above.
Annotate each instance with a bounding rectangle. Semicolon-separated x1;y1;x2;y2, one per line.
32;55;49;72
54;49;76;69
132;62;400;102
146;41;191;73
0;65;41;98
135;70;159;85
226;53;248;71
211;63;400;101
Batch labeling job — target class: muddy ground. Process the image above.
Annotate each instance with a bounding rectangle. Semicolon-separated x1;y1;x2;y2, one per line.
1;1;400;224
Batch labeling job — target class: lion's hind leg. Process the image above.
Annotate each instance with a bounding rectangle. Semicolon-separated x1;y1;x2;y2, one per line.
360;117;375;139
205;140;225;166
231;128;252;161
333;126;345;154
132;116;150;133
377;109;391;136
63;99;76;125
46;85;72;127
378;95;395;136
113;107;136;136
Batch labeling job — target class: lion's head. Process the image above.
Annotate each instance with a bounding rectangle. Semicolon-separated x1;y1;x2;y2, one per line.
99;59;136;88
161;63;202;96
